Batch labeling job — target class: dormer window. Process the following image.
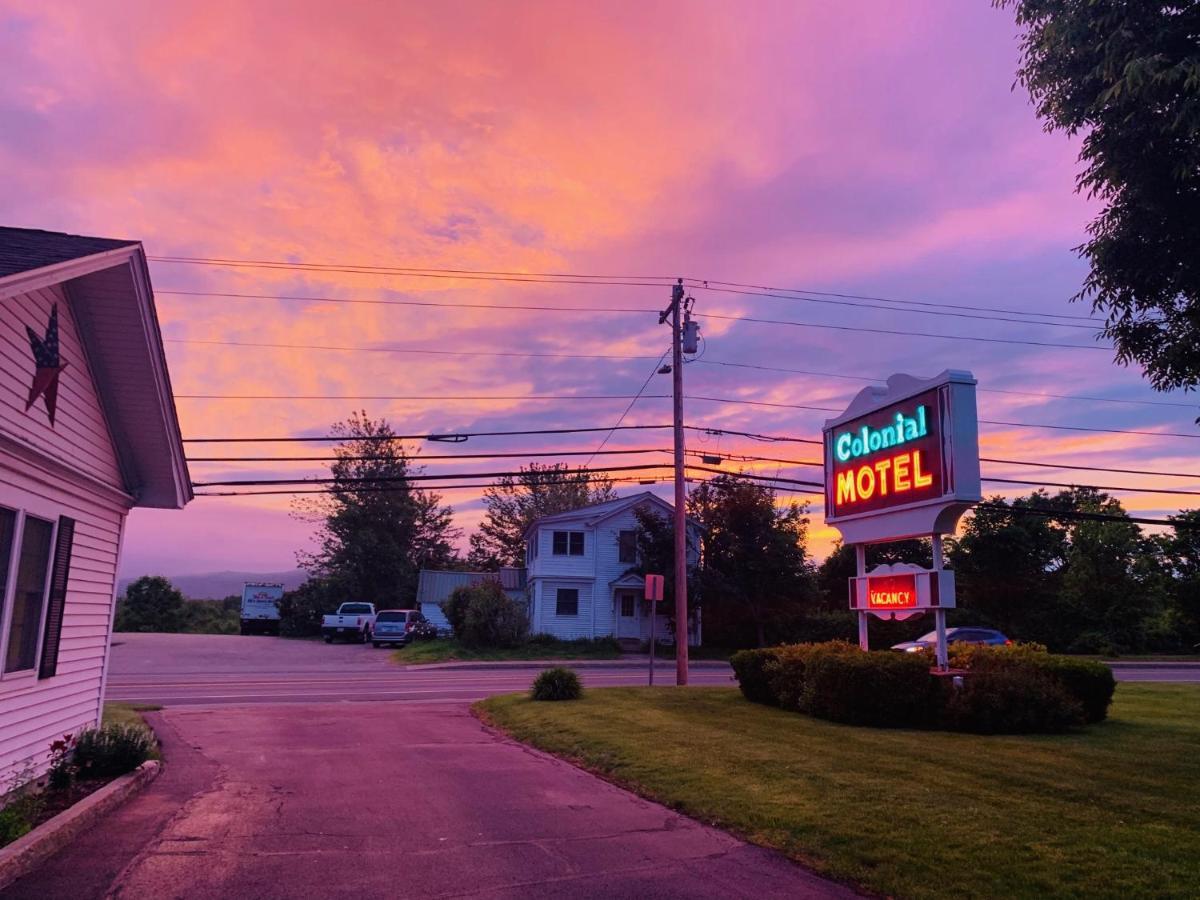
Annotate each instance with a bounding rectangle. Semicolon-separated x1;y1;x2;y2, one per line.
552;531;584;556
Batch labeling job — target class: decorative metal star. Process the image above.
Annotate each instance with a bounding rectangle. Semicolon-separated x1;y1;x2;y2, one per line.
25;304;68;426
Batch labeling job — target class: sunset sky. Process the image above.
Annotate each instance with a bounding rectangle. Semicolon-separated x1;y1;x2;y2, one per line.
2;1;1196;579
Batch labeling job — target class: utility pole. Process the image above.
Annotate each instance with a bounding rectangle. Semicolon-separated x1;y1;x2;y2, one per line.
660;278;689;686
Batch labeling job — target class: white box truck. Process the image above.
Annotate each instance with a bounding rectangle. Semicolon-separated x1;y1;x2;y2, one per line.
240;582;284;635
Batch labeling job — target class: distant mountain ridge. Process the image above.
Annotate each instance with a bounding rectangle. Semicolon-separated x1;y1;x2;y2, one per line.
117;569;308;600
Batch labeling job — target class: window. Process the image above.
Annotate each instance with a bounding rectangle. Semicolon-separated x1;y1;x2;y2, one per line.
618;530;638;564
552;531;584;556
620;595;636;617
555;588;579;616
2;511;53;674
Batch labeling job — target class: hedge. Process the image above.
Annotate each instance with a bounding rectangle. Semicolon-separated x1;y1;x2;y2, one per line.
731;641;1115;734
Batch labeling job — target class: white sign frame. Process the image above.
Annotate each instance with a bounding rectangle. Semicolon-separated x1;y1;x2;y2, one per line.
822;369;981;544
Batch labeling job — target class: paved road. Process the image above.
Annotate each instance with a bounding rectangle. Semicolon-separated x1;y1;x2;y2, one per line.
13;685;850;899
105;633;736;706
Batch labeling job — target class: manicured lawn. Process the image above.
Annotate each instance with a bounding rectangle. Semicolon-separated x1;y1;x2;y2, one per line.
477;684;1200;900
393;637;622;665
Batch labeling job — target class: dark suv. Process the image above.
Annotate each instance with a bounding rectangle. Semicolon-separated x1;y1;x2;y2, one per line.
372;609;427;648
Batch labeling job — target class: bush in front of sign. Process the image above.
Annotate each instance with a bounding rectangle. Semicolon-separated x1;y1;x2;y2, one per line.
942;668;1084;734
799;650;942;728
729;648;781;705
950;644;1116;724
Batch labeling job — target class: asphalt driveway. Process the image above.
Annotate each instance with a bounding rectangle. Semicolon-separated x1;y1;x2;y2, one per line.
8;701;852;899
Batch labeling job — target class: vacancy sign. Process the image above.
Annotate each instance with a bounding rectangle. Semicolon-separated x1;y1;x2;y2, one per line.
850;565;956;619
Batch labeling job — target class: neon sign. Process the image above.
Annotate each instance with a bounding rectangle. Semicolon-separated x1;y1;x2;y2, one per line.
866;574;917;609
825;389;945;519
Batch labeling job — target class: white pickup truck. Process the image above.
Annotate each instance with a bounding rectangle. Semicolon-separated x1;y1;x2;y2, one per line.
321;602;377;644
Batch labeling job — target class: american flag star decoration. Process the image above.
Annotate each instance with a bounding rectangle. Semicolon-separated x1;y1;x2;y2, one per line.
25;304;68;426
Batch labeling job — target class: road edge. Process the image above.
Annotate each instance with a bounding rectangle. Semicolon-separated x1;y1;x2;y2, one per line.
469;698;872;898
0;760;161;892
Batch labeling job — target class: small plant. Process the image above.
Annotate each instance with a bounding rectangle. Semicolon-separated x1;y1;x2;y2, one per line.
73;724;156;777
531;666;582;701
0;762;44;847
47;733;77;791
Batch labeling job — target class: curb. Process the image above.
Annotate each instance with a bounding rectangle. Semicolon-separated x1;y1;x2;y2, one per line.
1103;661;1200;669
0;760;161;892
405;658;733;672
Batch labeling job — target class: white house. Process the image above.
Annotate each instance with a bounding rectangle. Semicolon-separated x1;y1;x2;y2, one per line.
524;492;701;645
0;227;190;783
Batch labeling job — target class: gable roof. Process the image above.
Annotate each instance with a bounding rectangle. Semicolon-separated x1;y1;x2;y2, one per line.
0;227;138;280
525;491;700;536
0;227;191;508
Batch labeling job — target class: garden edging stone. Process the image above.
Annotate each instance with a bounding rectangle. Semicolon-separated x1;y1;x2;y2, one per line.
0;760;161;892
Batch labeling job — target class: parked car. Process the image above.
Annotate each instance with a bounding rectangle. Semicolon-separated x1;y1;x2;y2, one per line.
321;602;377;643
372;609;427;648
891;627;1011;653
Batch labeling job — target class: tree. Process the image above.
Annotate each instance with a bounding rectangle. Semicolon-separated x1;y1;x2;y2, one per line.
467;463;615;568
278;577;344;637
442;579;528;648
294;412;459;607
629;505;700;638
115;576;185;633
1154;510;1200;650
998;1;1200;404
686;473;816;647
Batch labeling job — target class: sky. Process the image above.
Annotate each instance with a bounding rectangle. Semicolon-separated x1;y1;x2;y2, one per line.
1;0;1196;579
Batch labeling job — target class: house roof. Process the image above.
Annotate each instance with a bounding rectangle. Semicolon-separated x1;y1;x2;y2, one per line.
416;569;527;604
0;227;191;508
0;227;138;280
525;490;701;536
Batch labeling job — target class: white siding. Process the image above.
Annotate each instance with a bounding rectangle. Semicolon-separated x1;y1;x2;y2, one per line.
0;281;130;784
0;462;126;784
535;580;595;640
0;285;124;489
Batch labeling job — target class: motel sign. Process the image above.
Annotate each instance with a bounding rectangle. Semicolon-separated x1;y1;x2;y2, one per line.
822;370;981;666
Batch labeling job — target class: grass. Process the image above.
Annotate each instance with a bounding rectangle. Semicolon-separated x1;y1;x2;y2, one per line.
102;702;161;729
476;684;1200;900
394;637;623;665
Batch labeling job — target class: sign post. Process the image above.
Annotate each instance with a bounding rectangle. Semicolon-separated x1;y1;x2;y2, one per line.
645;574;665;685
823;371;980;669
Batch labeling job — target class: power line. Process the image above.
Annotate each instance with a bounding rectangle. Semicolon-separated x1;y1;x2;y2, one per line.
148;255;1099;323
187;448;677;463
165;338;659;362
195;473;672;497
191;462;677;488
584;349;670;466
981;457;1200;480
159;289;1108;350
982;477;1200;498
158;289;652;315
695;283;1101;331
158;338;1193;412
698;312;1109;352
697;359;1198;411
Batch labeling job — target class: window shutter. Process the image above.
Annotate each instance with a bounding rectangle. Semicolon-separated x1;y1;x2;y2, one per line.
38;516;75;680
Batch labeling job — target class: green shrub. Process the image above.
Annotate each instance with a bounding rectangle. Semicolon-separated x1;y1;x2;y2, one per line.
944;668;1084;734
531;666;583;701
952;644;1117;724
800;650;940;728
446;580;529;648
729;648;780;705
527;632;558;647
73;724;156;777
0;766;43;848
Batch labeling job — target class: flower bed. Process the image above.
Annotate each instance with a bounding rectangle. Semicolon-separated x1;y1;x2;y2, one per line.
730;641;1116;733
